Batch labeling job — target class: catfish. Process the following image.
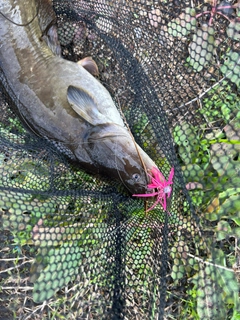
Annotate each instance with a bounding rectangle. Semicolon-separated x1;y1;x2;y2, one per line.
0;0;156;194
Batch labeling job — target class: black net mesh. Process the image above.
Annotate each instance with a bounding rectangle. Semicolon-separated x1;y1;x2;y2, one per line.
0;0;239;319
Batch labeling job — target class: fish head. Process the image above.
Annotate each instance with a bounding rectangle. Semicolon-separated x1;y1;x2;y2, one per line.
85;123;156;194
67;85;156;194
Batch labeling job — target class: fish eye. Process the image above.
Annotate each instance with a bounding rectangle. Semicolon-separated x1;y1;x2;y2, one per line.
132;173;140;182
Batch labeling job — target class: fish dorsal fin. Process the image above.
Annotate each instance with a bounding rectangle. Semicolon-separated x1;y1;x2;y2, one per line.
77;57;99;76
67;85;106;125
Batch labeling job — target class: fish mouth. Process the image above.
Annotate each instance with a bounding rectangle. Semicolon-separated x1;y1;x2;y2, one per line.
140;167;156;195
147;169;153;184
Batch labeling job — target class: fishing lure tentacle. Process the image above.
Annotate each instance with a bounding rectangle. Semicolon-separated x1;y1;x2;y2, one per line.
133;167;174;212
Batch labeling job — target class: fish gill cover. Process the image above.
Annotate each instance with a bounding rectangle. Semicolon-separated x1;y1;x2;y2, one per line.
0;0;239;319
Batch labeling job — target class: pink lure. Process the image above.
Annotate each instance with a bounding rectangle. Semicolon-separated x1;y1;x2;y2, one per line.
133;167;174;212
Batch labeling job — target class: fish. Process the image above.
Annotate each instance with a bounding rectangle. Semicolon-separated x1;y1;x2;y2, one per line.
0;0;157;194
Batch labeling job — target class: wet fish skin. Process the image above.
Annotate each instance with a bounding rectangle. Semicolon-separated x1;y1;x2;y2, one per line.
0;0;156;194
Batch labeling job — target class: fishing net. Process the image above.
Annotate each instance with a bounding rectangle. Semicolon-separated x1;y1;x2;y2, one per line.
0;0;239;319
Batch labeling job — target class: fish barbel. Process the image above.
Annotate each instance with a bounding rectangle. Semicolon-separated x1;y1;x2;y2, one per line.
0;0;157;194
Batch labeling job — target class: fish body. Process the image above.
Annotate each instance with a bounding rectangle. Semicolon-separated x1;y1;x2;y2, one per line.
0;0;156;194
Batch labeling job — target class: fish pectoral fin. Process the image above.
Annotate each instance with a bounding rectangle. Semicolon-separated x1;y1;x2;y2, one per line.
88;123;130;142
67;85;105;126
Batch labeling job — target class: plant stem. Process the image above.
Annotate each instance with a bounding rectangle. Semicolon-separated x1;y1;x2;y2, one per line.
196;2;234;24
187;253;234;272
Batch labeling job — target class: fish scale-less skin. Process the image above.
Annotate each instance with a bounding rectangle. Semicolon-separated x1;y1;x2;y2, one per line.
0;0;157;194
